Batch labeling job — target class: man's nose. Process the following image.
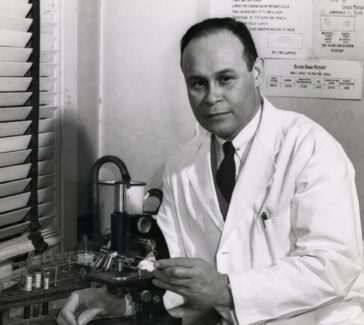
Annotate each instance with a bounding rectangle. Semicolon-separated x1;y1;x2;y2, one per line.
204;83;222;105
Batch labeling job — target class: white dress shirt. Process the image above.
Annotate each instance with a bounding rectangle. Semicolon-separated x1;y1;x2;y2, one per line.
215;107;262;179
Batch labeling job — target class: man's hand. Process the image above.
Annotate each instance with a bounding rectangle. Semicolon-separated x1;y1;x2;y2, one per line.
56;288;126;325
152;258;230;307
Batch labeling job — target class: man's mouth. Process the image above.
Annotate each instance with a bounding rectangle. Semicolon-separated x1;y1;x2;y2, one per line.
205;111;230;118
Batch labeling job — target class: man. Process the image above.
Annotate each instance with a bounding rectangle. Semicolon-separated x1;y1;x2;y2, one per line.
57;18;364;325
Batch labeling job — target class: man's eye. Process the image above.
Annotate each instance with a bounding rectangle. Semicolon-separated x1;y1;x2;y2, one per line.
190;81;205;89
218;76;233;85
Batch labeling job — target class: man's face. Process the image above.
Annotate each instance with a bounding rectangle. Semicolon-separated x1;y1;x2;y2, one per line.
181;31;263;140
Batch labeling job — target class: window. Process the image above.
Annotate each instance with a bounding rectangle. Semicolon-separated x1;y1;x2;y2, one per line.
0;0;60;271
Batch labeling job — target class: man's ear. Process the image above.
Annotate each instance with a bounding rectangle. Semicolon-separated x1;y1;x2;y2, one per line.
252;57;264;87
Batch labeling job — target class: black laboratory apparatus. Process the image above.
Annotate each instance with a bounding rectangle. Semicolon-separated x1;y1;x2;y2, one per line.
87;156;182;325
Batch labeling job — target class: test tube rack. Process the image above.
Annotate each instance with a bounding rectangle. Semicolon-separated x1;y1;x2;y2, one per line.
0;251;90;325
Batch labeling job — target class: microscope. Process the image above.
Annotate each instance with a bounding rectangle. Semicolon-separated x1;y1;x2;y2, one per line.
86;156;182;325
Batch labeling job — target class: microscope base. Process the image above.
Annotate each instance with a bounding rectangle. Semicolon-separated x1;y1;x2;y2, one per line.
90;315;182;325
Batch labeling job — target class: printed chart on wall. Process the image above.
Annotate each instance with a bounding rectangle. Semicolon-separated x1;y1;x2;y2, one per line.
210;0;364;99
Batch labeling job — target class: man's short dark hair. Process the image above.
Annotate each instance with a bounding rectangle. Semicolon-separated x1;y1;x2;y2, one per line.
181;17;258;71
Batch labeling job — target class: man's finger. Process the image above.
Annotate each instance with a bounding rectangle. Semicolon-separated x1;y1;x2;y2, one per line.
152;278;187;295
77;307;104;325
63;292;80;314
57;312;78;325
153;269;193;286
56;293;80;325
154;258;198;269
153;267;198;280
56;312;77;325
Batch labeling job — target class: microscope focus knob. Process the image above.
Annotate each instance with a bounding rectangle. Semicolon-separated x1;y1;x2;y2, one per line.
152;294;161;304
137;216;152;234
140;290;152;302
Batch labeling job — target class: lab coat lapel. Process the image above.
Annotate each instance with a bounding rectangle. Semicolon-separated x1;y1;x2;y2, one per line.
186;135;225;232
220;99;281;246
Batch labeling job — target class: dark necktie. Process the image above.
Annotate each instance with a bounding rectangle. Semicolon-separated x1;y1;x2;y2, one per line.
216;141;236;205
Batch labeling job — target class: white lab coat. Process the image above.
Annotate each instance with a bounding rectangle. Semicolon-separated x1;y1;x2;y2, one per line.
157;98;364;324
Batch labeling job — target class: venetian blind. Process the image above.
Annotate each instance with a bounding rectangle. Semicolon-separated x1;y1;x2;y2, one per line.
0;0;60;265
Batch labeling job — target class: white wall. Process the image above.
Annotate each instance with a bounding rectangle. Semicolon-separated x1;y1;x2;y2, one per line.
77;0;102;216
61;0;102;248
60;0;79;251
98;0;198;188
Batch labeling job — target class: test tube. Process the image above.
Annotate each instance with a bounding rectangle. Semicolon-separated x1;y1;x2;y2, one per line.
32;272;42;317
42;271;51;315
82;235;88;253
116;257;124;273
54;266;58;287
23;274;33;319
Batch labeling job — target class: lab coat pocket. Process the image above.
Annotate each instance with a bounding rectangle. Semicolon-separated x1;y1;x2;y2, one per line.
258;208;292;263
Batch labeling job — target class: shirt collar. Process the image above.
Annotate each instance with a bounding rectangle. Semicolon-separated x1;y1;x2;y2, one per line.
215;106;262;156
